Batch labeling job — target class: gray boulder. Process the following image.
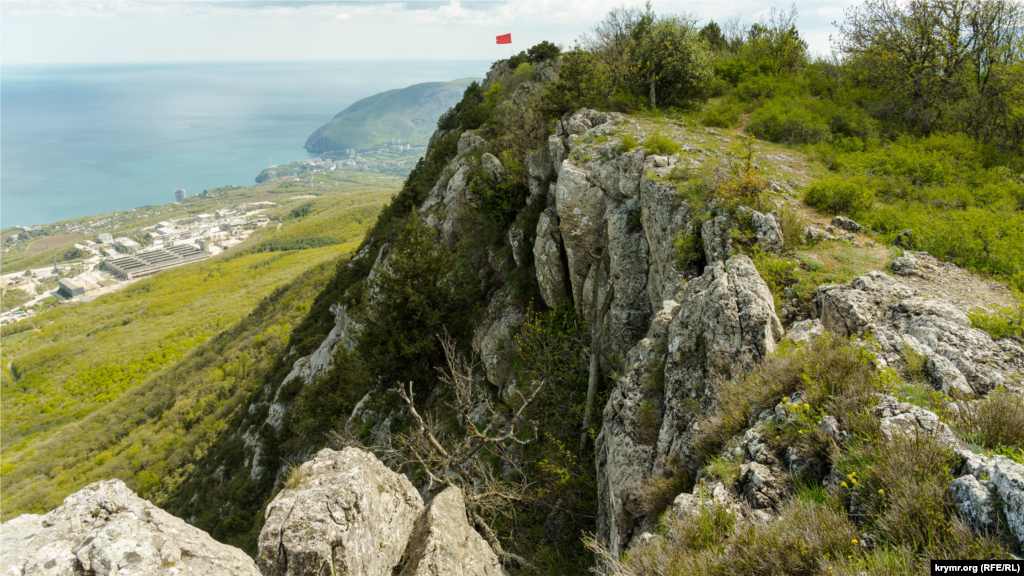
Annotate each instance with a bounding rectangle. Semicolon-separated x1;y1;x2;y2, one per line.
816;272;1023;397
739;462;785;510
0;479;260;576
785;319;823;343
950;474;996;531
481;153;504;182
670;255;784;371
533;207;570;308
398;487;506;576
258;447;424;576
831;215;862;233
701;216;734;264
457;131;486;156
739;207;785;254
471;287;527;386
957;451;1024;547
891;254;922;277
804;225;836;242
817;272;913;338
872;396;961;449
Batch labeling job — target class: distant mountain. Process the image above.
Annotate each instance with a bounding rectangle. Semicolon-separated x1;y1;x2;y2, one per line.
304;78;480;153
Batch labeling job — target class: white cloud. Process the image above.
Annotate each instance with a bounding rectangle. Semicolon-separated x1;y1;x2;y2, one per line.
1;0;858;63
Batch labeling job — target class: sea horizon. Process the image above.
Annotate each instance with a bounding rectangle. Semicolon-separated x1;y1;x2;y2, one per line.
1;59;490;229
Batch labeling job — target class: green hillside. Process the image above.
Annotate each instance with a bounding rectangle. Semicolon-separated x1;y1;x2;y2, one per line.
0;184;396;518
304;78;480;153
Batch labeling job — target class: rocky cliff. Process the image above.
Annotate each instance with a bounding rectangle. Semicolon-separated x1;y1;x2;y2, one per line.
14;58;1020;573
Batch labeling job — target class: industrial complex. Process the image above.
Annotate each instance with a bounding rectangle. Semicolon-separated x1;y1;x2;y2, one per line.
102;244;210;280
1;202;274;325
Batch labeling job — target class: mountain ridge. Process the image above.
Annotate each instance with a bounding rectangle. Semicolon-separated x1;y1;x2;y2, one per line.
304;77;480;153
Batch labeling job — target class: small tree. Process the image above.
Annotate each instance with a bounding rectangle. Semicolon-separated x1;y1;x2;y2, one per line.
542;46;610;117
340;336;545;570
699;21;729;52
354;212;480;396
745;4;808;75
630;15;714;107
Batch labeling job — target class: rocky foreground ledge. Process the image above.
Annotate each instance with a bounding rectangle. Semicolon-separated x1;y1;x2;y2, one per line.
0;478;261;576
0;447;505;576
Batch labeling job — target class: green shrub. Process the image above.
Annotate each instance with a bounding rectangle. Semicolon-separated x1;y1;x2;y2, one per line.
354;211;481;397
638;457;692;518
748;245;796;306
470;174;529;233
899;345;929;383
693;333;884;465
951;389;1024;454
701;100;743;128
748;98;831;144
673;229;704;270
968;299;1024;339
637;400;660;445
834;433;1011;560
290;201;314;219
804;175;876;215
674;499;736;553
615;132;639;154
732;75;802;103
642;131;680;155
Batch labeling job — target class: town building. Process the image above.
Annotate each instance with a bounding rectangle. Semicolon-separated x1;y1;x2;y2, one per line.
102;244;210;280
174;189;186;202
98;233;114;245
58;278;85;299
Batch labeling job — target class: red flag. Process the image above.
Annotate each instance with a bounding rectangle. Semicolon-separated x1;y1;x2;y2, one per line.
496;33;511;44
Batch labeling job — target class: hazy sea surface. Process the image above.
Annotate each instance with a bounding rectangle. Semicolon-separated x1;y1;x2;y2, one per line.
1;60;488;228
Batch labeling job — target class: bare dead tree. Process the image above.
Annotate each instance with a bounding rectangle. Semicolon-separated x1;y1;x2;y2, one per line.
579;245;615;451
339;334;546;571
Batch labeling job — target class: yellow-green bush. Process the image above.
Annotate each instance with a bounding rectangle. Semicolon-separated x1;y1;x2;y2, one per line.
804;174;876;215
642;131;680;156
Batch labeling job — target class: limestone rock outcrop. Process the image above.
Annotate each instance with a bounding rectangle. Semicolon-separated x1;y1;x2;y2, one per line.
533;207;570;308
471;286;527;385
670;255;784;372
815;271;1024;397
872;395;961;449
956;450;1024;547
258;447;424;576
596;254;783;554
0;479;260;576
398;486;506;576
258;447;509;576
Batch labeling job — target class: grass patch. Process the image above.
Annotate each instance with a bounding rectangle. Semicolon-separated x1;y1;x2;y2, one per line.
692;333;886;467
642;130;680;156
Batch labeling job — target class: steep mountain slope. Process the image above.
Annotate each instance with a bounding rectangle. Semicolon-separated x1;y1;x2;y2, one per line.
0;188;396;519
304;78;480;153
173;52;1023;573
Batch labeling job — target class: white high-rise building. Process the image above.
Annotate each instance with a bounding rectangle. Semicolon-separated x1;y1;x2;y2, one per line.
174;189;186;202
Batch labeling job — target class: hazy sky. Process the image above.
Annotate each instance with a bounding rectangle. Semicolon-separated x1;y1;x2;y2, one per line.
2;0;859;65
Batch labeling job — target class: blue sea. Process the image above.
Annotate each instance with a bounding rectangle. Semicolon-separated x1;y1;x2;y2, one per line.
0;60;488;229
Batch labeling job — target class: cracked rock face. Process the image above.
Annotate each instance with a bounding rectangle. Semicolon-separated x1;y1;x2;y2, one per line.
398;486;506;576
872;396;961;449
533;207;570;308
701;216;734;264
950;474;996;532
596;255;783;555
816;271;1024;397
258;447;424;576
670;255;784;373
471;286;527;386
0;479;260;576
956;450;1024;547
